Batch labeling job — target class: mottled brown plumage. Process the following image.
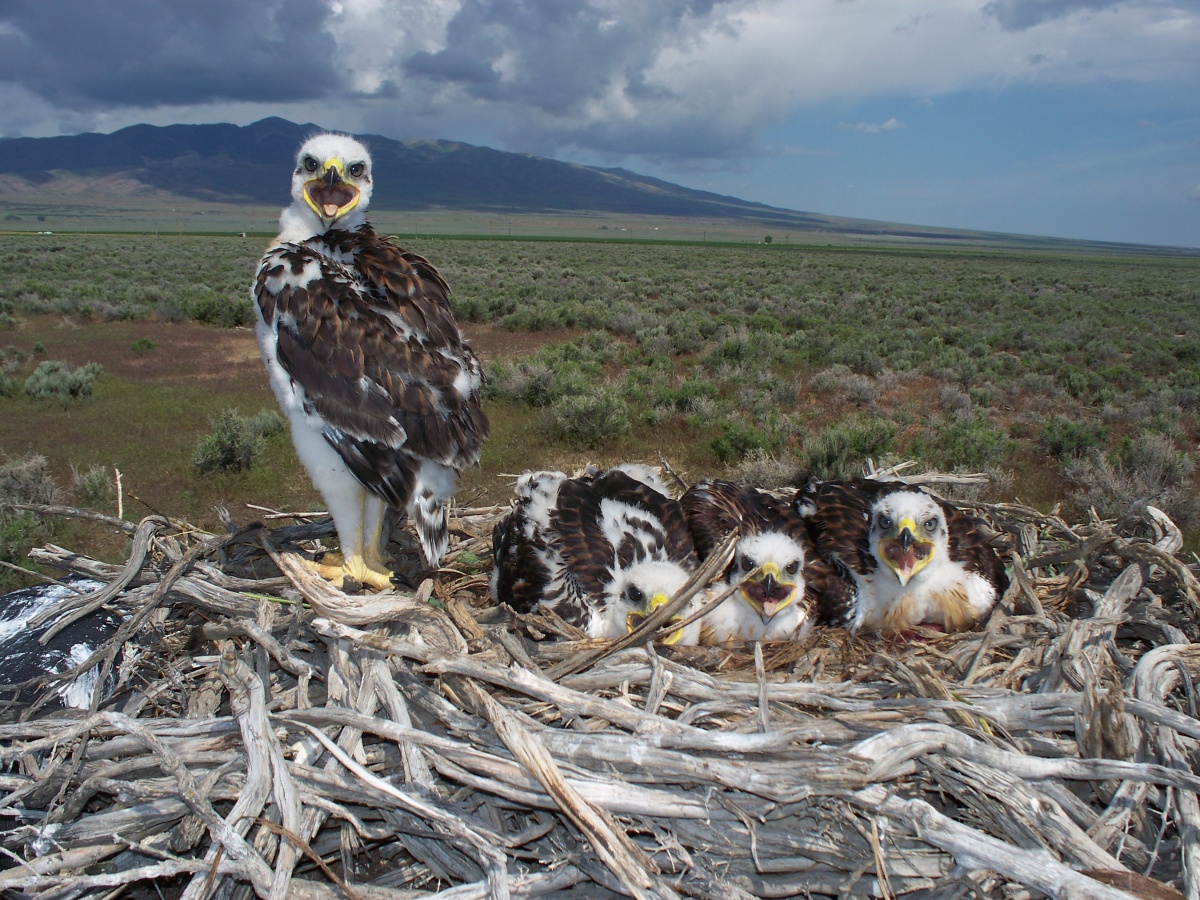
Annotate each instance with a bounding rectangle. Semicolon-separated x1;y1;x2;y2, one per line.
796;478;1008;634
682;480;856;643
256;133;488;590
491;468;705;642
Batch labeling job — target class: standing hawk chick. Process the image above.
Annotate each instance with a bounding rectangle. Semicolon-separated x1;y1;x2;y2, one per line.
254;133;488;590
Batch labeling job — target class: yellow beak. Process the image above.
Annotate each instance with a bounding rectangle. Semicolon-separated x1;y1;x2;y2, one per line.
625;592;686;645
302;158;361;222
880;517;934;586
738;561;797;623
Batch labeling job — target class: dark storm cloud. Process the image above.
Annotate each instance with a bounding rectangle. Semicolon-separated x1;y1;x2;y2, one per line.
403;0;719;116
0;0;340;110
982;0;1127;30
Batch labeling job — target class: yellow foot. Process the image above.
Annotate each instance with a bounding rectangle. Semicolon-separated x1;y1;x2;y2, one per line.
309;554;395;592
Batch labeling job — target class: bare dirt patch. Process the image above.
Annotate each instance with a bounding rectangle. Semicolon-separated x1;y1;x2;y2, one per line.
9;316;263;385
8;316;561;388
458;322;580;362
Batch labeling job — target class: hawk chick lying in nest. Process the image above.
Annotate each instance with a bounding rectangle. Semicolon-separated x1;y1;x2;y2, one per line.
492;466;1009;644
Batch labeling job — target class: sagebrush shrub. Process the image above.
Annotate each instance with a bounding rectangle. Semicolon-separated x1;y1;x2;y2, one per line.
23;360;103;401
711;418;770;465
1040;417;1110;460
193;408;285;473
914;413;1014;472
72;463;115;508
0;453;64;585
800;416;897;480
548;388;630;448
187;286;254;328
0;513;39;589
1065;434;1199;529
157;293;188;323
809;365;878;406
726;448;803;489
0;454;64;507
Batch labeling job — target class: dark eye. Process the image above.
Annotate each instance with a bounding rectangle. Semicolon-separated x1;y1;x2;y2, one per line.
303;156;318;173
785;561;799;575
925;517;939;531
348;162;365;178
878;514;892;531
741;556;754;571
627;586;644;605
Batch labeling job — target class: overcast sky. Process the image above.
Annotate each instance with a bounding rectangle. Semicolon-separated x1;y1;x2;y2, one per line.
1;0;1197;247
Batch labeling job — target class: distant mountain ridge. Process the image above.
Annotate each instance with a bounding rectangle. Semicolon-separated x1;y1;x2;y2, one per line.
0;117;835;227
1;118;1193;253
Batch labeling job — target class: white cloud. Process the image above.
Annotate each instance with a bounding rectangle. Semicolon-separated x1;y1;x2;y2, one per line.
326;0;1200;160
839;118;904;133
1;0;1198;160
324;0;462;94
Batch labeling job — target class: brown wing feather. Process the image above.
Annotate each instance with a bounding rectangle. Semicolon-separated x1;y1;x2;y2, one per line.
795;478;883;576
491;506;552;615
681;480;746;559
586;470;697;567
255;225;489;472
549;477;619;599
804;552;860;627
683;479;808;552
940;498;1010;596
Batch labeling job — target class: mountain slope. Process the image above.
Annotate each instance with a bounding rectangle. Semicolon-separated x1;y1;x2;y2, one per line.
0;117;864;229
3;118;1194;253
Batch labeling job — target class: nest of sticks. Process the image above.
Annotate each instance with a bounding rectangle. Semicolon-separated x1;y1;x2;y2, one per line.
1;472;1199;900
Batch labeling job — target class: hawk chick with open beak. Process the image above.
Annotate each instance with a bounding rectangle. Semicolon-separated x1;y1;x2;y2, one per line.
796;479;1008;636
682;480;855;645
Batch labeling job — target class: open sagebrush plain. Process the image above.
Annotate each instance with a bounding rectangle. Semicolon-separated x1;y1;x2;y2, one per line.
1;232;1199;580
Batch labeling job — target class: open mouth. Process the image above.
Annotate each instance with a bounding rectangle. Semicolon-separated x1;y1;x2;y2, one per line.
881;538;933;584
304;180;359;220
627;611;686;645
742;581;794;620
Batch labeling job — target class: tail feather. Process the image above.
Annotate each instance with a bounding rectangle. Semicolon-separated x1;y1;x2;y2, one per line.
414;489;449;567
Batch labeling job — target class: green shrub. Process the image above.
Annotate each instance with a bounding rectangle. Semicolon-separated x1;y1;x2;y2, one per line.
800;416;897;480
655;377;719;413
71;463;115;509
548;388;630;448
1039;417;1110;460
130;337;158;353
193;408;285;473
712;419;770;465
0;371;15;398
24;360;103;401
244;408;286;439
914;413;1014;472
187;286;254;328
0;512;40;589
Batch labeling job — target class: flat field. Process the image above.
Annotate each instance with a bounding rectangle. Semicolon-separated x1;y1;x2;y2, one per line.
2;232;1198;580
